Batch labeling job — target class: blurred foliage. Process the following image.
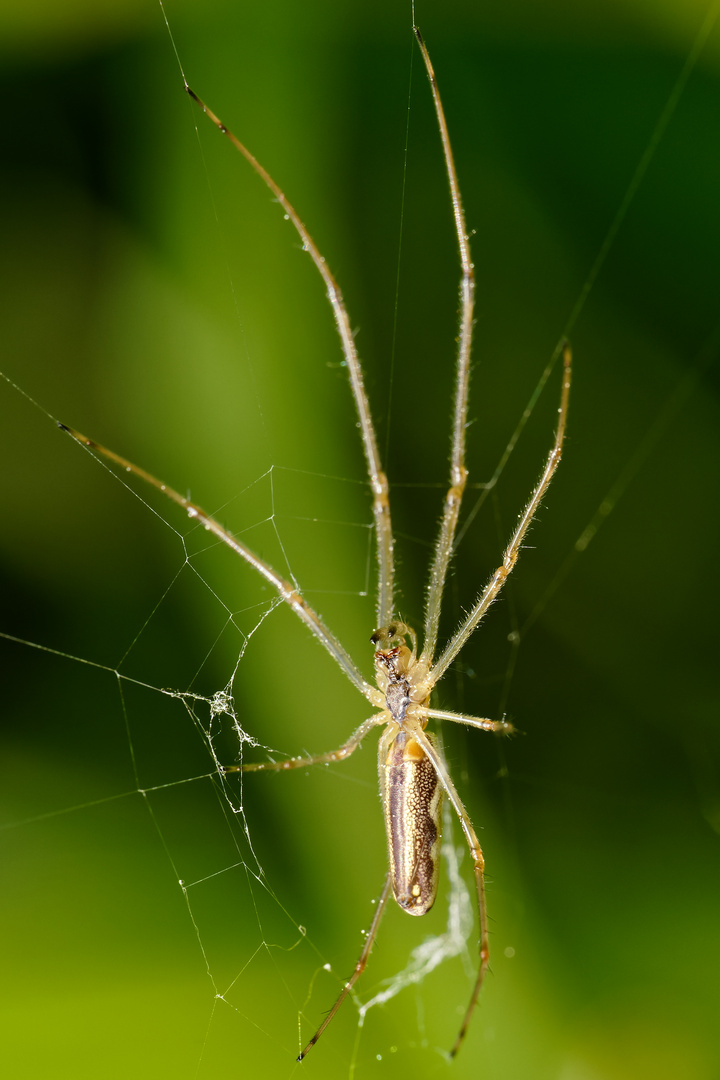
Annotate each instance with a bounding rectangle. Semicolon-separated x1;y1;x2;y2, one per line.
1;0;719;1077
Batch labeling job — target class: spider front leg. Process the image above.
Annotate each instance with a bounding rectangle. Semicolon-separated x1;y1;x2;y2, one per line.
428;341;572;687
413;26;475;670
223;712;387;773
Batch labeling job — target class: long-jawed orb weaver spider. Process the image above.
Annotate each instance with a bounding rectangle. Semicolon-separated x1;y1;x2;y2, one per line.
60;25;571;1061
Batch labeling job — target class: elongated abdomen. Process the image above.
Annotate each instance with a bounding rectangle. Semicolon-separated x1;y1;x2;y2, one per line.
380;730;442;916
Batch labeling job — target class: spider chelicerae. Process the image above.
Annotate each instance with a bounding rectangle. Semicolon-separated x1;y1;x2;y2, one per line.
61;25;571;1061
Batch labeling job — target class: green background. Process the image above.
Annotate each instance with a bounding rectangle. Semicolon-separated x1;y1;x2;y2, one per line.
1;0;719;1077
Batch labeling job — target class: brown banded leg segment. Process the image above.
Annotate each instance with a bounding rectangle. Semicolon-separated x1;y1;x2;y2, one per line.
297;874;393;1062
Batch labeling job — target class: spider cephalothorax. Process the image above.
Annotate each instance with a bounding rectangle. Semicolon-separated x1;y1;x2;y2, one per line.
372;622;432;722
375;646;413;724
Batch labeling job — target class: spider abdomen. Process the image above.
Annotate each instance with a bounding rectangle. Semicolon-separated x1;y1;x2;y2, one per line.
379;729;442;917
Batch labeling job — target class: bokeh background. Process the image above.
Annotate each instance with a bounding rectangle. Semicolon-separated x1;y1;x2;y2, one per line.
1;0;719;1077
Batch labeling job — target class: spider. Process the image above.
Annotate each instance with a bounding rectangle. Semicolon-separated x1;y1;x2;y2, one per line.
60;26;571;1061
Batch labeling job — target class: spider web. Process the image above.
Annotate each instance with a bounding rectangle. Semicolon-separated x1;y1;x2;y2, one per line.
2;3;720;1079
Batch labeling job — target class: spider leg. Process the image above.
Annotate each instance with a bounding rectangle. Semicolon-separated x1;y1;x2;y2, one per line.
412;727;490;1058
428;341;572;688
185;89;396;628
413;27;475;668
420;707;514;735
297;873;393;1061
59;424;377;702
224;712;388;773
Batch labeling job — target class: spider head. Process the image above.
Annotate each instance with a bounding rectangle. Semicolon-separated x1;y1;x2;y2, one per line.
373;643;412;684
370;621;416;654
371;622;432;707
371;622;416;690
